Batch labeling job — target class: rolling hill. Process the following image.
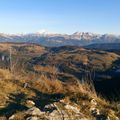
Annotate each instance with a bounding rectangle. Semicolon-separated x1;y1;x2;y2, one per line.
0;43;120;119
85;43;120;55
27;46;120;100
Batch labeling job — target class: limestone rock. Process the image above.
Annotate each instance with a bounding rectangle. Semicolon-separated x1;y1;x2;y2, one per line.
26;107;45;116
8;114;16;120
65;104;80;113
26;100;35;108
90;99;97;106
26;116;38;120
48;109;68;120
26;116;48;120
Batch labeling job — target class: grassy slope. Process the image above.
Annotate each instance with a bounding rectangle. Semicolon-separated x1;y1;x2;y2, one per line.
0;44;119;119
0;69;119;119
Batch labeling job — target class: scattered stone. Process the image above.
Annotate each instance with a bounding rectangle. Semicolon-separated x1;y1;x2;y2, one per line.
26;100;35;108
79;118;88;120
65;104;80;113
26;116;48;120
90;99;97;106
49;109;68;120
8;114;16;120
82;102;86;106
26;107;45;116
26;116;38;120
44;104;56;112
59;99;65;103
44;104;55;109
24;83;28;88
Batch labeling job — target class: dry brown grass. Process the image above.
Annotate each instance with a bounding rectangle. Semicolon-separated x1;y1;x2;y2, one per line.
0;44;119;119
0;42;46;56
31;74;64;94
0;68;119;119
34;65;58;74
0;69;12;79
11;111;26;120
0;116;7;120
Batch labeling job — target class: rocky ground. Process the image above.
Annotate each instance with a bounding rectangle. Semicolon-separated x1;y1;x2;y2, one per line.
0;69;119;120
7;97;120;120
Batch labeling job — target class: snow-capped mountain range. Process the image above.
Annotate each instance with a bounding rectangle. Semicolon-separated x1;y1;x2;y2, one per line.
0;32;120;46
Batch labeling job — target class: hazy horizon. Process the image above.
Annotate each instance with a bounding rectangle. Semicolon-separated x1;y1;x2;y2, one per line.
1;30;120;35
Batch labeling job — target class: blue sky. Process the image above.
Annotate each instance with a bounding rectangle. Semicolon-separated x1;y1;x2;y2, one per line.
0;0;120;34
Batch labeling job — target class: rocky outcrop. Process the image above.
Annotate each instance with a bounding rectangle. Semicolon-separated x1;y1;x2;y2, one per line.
25;107;45;116
8;99;88;120
26;100;36;108
8;98;119;120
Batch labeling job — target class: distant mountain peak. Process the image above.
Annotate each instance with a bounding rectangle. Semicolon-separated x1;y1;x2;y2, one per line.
72;31;100;35
36;29;59;36
0;32;120;47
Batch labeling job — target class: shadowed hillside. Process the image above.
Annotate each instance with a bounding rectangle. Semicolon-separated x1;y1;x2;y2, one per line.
27;46;120;100
85;43;120;55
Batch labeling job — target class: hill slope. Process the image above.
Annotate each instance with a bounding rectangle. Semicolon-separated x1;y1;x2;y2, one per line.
85;43;120;55
0;69;120;120
0;43;120;119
